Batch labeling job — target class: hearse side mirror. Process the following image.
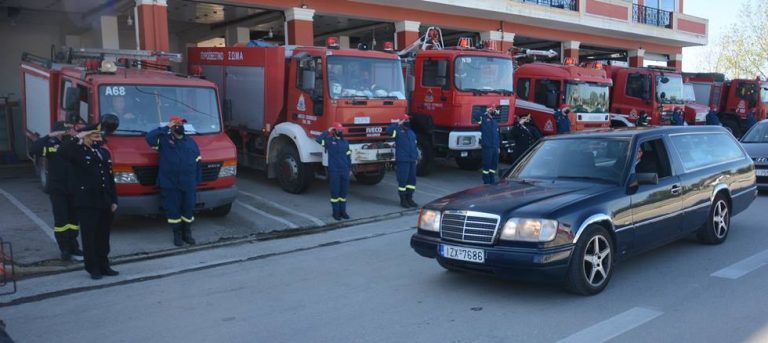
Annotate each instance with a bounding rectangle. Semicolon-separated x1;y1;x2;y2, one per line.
300;69;316;91
637;172;659;185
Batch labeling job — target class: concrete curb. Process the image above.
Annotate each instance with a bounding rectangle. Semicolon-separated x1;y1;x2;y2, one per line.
13;208;419;278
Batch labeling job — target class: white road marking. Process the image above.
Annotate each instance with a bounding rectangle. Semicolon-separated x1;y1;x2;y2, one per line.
234;200;299;229
556;307;663;343
381;180;445;198
238;190;325;226
0;186;56;242
711;249;768;279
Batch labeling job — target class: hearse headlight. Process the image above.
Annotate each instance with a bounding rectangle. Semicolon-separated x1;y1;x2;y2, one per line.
500;218;558;242
418;209;441;232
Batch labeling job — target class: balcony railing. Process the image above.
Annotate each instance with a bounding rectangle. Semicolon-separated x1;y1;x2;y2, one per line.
633;4;673;29
521;0;578;11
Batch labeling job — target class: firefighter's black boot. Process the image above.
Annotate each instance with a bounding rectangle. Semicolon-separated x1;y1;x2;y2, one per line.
407;194;419;208
181;222;196;245
172;224;183;247
340;201;350;220
399;194;409;208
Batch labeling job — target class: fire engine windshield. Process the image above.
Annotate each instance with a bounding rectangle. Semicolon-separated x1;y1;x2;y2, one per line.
565;82;609;113
327;56;405;99
656;75;684;103
454;56;514;93
99;85;221;135
762;83;768;103
683;83;696;102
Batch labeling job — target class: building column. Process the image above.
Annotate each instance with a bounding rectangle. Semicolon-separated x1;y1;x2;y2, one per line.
339;35;351;49
226;26;250;46
629;49;645;68
561;40;580;64
136;0;169;51
285;7;315;46
667;53;682;71
99;16;120;49
480;31;515;52
395;20;420;51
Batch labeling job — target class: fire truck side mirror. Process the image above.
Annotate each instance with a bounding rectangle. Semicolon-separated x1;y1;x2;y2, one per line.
406;75;416;93
63;87;81;114
300;69;316;91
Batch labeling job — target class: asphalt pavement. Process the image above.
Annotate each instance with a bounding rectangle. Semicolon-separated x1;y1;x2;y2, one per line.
0;159;494;270
2;194;767;343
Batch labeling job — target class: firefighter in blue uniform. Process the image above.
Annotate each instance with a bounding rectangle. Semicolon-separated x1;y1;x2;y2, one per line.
671;107;685;126
316;123;352;220
706;106;722;126
747;109;758;131
479;107;500;184
146;116;202;247
61;121;119;279
387;114;418;208
31;121;82;261
554;104;572;134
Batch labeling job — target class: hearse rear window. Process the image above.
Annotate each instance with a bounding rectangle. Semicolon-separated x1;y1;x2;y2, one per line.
669;133;745;171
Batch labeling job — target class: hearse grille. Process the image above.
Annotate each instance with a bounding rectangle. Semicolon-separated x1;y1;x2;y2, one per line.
440;210;501;244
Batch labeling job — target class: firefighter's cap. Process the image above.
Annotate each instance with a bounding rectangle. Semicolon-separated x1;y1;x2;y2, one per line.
169;116;188;125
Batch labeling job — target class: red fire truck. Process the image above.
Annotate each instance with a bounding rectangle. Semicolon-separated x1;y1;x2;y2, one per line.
21;48;237;216
400;28;516;175
514;60;612;135
685;73;768;137
188;39;406;193
604;65;690;126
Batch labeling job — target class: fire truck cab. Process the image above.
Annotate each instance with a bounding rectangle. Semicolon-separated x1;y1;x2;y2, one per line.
21;48;237;216
514;61;611;135
686;72;768;137
188;39;406;193
402;29;516;175
605;65;686;126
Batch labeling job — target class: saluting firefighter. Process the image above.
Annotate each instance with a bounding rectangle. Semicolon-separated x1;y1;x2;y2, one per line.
146;116;202;247
31;121;82;261
61;121;119;279
554;104;571;134
510;113;541;163
316;123;352;220
671;107;685;126
386;114;419;208
479;107;500;184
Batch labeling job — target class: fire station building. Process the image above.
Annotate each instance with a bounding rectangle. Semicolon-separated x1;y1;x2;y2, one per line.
0;0;706;159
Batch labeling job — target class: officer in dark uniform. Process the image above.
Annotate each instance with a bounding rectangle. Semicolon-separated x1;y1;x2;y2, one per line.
31;121;82;261
146;116;202;247
706;106;722;126
386;114;418;208
316;123;352;220
554;104;572;134
61;123;119;279
510;113;540;163
479;107;500;184
747;109;758;130
637;110;650;127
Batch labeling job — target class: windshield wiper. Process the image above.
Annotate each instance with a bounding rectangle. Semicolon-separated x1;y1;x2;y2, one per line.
490;89;513;95
114;129;147;135
556;175;613;183
373;95;400;99
462;88;490;95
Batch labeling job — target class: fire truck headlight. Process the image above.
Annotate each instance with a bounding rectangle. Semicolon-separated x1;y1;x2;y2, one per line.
218;160;237;178
457;136;475;147
114;172;139;184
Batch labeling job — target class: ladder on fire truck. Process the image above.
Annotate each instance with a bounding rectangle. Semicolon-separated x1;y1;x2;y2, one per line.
397;26;445;57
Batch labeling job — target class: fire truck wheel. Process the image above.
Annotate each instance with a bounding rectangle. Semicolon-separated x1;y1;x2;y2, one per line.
38;157;50;194
276;145;313;194
209;203;232;217
455;156;482;171
416;134;434;177
354;169;386;185
721;119;742;138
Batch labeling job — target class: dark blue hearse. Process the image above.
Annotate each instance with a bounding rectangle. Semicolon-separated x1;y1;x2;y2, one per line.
411;126;757;295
